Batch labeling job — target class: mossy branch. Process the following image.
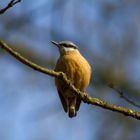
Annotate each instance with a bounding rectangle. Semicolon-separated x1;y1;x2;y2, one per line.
0;40;140;120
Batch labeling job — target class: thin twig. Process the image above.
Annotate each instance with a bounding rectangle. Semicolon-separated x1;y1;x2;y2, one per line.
0;40;140;120
109;85;140;108
0;0;21;15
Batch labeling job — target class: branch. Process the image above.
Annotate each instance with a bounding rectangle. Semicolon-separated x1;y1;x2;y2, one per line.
109;85;140;108
0;0;21;15
1;40;140;120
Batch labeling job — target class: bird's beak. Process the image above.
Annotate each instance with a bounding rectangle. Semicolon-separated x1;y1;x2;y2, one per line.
51;41;60;48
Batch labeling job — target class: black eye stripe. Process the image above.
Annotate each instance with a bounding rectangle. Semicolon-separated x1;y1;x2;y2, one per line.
63;44;77;49
64;44;68;47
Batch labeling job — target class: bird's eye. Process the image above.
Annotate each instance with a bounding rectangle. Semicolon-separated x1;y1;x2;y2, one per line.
64;44;68;47
62;44;66;47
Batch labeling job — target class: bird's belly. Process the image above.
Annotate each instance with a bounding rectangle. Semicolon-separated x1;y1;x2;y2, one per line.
55;53;91;93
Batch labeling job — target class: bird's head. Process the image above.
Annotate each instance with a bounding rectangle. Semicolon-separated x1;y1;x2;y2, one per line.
51;40;79;56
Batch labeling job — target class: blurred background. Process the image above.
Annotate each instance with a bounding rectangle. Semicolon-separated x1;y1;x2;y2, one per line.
0;0;140;140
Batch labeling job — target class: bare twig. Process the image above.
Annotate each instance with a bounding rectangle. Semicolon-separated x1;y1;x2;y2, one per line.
0;40;140;120
109;85;140;108
0;0;21;15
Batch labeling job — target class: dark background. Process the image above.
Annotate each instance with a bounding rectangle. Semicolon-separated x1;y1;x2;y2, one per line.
0;0;140;140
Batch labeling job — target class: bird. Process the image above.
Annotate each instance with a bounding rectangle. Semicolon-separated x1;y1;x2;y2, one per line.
51;40;91;118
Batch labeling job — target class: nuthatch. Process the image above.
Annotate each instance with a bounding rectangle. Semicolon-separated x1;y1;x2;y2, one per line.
52;40;91;118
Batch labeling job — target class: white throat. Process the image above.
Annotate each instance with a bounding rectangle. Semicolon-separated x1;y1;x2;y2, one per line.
63;47;75;52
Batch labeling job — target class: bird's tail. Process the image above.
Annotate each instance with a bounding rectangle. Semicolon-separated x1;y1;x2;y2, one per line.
68;98;77;118
69;106;76;118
